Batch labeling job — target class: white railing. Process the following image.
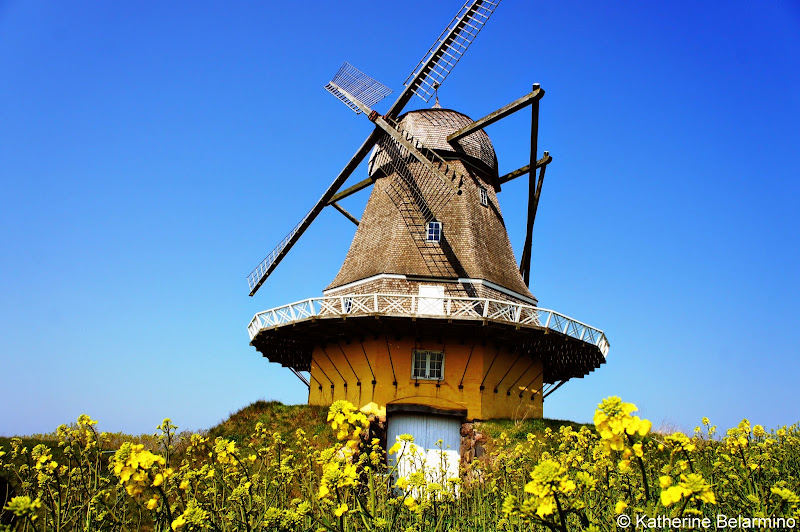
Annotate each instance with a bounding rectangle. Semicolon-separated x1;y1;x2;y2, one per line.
247;294;609;357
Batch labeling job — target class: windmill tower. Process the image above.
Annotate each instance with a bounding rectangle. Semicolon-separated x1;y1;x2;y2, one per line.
246;0;609;466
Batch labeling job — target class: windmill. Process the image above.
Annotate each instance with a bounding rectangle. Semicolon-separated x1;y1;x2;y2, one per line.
246;0;609;470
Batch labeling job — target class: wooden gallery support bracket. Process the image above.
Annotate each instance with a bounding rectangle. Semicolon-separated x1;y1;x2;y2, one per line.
446;85;550;287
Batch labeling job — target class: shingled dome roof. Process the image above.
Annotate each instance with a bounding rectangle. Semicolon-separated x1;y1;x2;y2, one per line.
369;108;498;184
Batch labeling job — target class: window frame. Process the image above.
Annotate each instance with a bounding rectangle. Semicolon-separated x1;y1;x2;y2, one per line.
412;349;445;381
479;186;488;207
425;221;442;242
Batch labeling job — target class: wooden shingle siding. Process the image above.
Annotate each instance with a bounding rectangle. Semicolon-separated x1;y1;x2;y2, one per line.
328;108;534;302
324;276;535;307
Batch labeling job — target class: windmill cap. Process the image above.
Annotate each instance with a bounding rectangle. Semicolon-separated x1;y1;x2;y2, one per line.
369;108;498;182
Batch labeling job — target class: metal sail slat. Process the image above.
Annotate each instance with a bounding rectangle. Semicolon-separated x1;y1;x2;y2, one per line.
324;62;393;114
403;0;502;102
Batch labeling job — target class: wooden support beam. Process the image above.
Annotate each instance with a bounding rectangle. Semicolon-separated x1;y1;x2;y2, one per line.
327;176;375;204
542;379;568;400
331;202;360;226
518;154;548;281
446;86;544;143
497;154;552;186
289;368;310;388
519;88;542;287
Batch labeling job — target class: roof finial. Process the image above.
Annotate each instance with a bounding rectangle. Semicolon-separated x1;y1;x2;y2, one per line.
432;82;441;108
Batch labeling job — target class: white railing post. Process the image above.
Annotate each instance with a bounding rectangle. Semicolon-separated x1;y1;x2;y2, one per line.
248;296;609;357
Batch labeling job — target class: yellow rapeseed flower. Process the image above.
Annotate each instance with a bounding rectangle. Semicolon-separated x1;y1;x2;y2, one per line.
146;496;159;510
171;515;186;530
403;497;418;511
334;503;348;517
771;487;800;504
535;498;556;517
661;485;686;506
680;473;715;504
594;397;652;455
633;442;643;458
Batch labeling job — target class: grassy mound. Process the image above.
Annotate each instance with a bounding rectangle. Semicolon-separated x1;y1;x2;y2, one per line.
206;400;586;452
477;417;590;443
2;402;584;454
207;400;334;446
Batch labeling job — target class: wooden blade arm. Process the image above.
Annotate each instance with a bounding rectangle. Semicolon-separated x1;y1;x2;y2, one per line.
330;82;461;194
247;128;380;296
384;0;490;120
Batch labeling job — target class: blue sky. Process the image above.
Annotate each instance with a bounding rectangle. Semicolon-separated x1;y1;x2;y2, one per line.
1;1;798;436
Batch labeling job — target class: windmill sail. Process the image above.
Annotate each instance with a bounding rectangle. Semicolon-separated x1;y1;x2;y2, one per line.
246;129;383;296
247;0;502;296
326;74;463;209
247;208;313;295
326;73;467;276
404;0;501;102
324;62;392;115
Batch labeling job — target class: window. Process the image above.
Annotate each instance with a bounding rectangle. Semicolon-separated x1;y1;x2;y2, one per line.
479;186;488;206
426;221;442;242
412;350;444;380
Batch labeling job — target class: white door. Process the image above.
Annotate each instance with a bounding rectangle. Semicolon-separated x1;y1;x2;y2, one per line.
418;285;445;315
387;413;461;495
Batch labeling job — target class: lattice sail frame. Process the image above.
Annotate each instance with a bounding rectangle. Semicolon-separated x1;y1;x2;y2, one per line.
247;208;313;293
325;62;393;115
404;0;501;102
324;62;463;219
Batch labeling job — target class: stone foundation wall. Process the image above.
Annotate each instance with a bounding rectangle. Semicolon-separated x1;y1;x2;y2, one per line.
459;422;485;467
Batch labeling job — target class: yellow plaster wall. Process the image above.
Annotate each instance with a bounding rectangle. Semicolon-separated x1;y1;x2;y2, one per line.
308;336;542;420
